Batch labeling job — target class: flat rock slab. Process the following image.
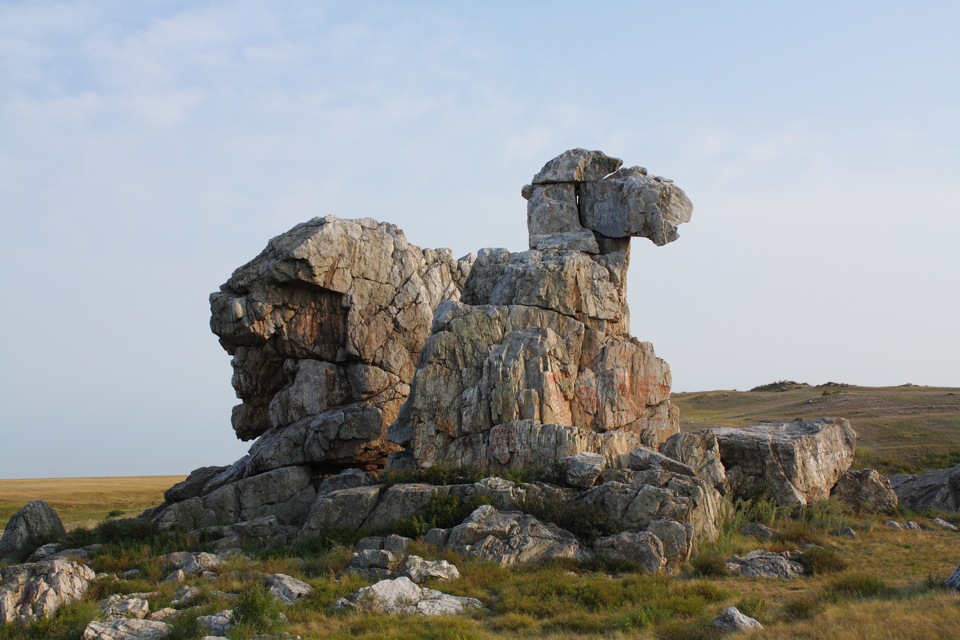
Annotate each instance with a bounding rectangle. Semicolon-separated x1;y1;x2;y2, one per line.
82;619;172;640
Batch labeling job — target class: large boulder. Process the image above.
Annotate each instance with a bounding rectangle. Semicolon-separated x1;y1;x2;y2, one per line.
426;504;587;566
831;468;898;513
890;466;960;512
660;430;729;495
592;531;666;573
709;418;857;507
0;500;66;559
0;558;95;623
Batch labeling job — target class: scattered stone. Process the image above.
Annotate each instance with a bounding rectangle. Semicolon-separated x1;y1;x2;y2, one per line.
890;465;960;512
171;586;202;607
884;520;904;530
402;556;461;583
741;523;778;540
162;569;186;584
709;419;857;507
832;468;898;513
82;619;171;640
336;576;481;616
726;550;804;579
355;534;412;555
834;527;857;538
592;532;666;574
714;606;763;633
146;608;179;622
27;542;63;562
0;500;67;559
932;518;959;531
122;569;141;580
903;521;922;531
430;505;587;566
559;452;607;489
946;565;960;591
264;573;312;605
196;610;233;636
0;558;95;623
99;594;150;621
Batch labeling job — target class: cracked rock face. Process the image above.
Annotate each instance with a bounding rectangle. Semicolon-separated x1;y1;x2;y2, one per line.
1;558;95;624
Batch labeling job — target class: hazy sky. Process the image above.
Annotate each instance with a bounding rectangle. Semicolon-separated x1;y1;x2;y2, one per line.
1;1;958;479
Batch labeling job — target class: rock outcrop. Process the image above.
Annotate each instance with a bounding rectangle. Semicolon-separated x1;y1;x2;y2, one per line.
708;418;857;507
726;550;805;579
335;576;482;616
0;558;96;623
389;150;689;472
147;218;471;530
831;468;898;513
0;500;66;560
890;466;960;512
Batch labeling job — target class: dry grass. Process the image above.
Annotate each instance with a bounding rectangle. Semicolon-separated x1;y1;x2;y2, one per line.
0;475;184;530
672;384;960;474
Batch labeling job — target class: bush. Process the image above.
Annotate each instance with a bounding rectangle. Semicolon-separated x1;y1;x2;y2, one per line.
799;547;848;575
518;493;621;543
749;380;808;392
390;493;487;538
781;595;823;621
690;551;729;578
232;586;284;635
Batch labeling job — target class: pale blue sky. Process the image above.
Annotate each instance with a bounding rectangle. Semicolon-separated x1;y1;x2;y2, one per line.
1;1;958;478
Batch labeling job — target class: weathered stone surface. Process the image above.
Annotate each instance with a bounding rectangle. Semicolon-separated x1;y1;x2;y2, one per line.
317;468;371;496
644;518;694;562
592;532;665;573
0;500;66;559
298;485;382;539
726;550;804;579
147;608;179;622
432;505;587;566
660;430;729;495
832;468;898;513
578;465;722;552
559;452;607;489
710;419;857;508
346;548;404;581
741;523;777;540
200;515;297;550
211;216;471;447
196;610;233;636
932;517;958;531
890;466;960;512
402;556;461;583
336;576;481;616
163;551;221;575
580;167;693;246
0;558;96;623
99;594;150;621
525;183;599;254
82;619;172;640
715;606;763;633
264;573;312;605
531;149;623;185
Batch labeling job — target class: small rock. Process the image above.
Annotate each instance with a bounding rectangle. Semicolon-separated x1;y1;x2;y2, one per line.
946;565;960;591
884;520;904;529
163;569;186;584
834;527;857;538
932;518;959;531
82;619;171;640
98;594;150;621
196;610;233;636
715;606;763;632
903;521;922;530
558;452;607;489
726;550;804;579
336;576;481;616
27;542;64;562
402;556;461;583
171;586;202;606
264;573;312;605
146;608;179;621
741;523;777;540
121;569;141;579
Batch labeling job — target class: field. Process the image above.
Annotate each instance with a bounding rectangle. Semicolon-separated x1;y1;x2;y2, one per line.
0;476;183;531
673;383;960;475
2;385;960;639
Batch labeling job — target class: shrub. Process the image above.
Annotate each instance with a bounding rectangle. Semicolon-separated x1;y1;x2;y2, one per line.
690;551;729;578
799;547;848;575
390;493;487;538
232;586;284;635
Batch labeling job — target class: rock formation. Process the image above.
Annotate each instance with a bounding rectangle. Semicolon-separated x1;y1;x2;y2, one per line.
0;558;95;623
831;468;898;513
388;149;690;472
0;500;66;560
890;465;960;512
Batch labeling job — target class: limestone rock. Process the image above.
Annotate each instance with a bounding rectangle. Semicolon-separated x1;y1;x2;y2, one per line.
890;466;960;512
932;517;958;531
82;619;172;640
99;594;150;621
431;505;587;566
559;452;607;489
530;149;623;184
0;558;96;623
726;550;804;579
831;468;898;513
660;430;729;494
147;608;179;622
402;556;461;583
336;576;481;616
196;610;233;636
592;532;666;573
200;515;297;550
263;573;312;605
298;485;382;539
210;216;471;448
346;548;404;581
578;465;722;553
0;500;66;559
580;167;693;246
710;419;857;507
525;183;599;254
163;551;222;575
741;523;777;540
715;606;763;633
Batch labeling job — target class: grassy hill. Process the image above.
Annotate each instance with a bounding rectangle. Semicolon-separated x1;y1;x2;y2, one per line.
672;383;960;476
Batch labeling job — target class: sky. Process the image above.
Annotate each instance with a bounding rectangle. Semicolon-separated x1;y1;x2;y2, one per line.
1;1;958;479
